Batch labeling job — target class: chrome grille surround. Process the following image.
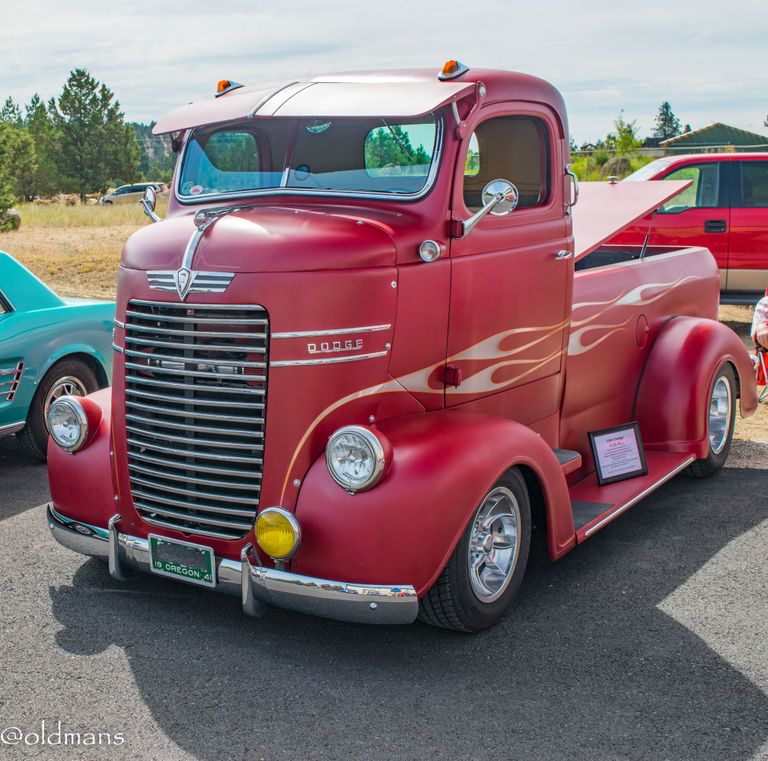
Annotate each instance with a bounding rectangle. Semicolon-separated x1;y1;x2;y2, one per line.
122;299;268;540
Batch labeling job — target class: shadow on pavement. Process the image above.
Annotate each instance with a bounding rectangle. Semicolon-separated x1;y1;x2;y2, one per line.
48;469;768;761
0;437;49;520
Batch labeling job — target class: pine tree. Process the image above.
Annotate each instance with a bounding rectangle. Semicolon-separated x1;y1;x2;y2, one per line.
0;97;23;126
49;69;140;200
21;94;60;198
653;101;683;140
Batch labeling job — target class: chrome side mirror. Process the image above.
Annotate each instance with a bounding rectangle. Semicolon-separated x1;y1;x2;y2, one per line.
459;179;519;237
141;185;161;223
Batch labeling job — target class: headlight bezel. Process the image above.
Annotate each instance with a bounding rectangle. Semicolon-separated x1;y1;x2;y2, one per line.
325;425;388;493
47;395;89;453
254;507;301;561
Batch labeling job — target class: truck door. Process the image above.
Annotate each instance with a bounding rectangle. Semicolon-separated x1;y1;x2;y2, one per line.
445;104;571;431
639;161;730;289
727;158;768;293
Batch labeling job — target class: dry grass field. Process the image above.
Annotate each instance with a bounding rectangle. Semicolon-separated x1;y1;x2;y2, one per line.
1;202;766;458
2;200;166;299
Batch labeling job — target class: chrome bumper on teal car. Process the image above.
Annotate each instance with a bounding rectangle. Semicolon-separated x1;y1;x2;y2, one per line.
47;505;419;625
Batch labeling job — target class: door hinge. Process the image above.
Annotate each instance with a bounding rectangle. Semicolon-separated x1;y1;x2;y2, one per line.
441;364;463;388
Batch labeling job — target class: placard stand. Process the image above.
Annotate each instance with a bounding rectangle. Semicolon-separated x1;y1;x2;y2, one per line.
588;422;648;486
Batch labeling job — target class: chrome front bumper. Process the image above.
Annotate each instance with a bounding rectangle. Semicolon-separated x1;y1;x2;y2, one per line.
47;505;418;625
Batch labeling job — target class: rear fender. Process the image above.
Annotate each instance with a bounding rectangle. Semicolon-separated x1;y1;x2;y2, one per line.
291;411;574;597
37;343;110;385
47;387;116;528
635;316;757;457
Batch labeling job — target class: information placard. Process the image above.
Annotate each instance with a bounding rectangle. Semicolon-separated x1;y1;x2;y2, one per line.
588;422;648;486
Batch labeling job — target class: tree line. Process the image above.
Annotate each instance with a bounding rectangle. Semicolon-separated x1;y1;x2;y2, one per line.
0;68;174;219
568;101;692;182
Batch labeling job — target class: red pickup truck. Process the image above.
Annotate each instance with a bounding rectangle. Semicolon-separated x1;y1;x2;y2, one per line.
45;63;758;632
611;153;768;299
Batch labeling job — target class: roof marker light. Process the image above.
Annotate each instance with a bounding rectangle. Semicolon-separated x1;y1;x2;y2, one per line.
215;80;245;97
438;60;470;81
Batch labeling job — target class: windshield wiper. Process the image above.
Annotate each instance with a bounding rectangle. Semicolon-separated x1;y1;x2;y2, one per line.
381;118;414;161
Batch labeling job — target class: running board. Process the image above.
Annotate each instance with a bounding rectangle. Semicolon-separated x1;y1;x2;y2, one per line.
569;450;695;542
553;447;582;476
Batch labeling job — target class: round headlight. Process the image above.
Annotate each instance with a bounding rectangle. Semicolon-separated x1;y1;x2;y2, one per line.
47;396;88;452
255;507;301;561
326;425;387;493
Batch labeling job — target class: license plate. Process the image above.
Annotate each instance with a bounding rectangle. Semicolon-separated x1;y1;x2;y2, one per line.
148;534;216;588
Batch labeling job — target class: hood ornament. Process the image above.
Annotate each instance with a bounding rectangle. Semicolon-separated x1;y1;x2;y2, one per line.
147;205;249;300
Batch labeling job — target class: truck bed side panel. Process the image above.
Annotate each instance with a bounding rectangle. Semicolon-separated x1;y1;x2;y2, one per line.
560;247;720;480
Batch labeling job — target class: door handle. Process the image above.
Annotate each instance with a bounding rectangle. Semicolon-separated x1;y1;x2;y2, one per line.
555;249;573;260
704;219;727;233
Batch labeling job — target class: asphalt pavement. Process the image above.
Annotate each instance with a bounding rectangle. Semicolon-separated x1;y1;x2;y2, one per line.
0;435;767;761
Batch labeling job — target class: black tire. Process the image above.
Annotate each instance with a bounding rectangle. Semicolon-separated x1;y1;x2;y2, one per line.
17;357;100;461
419;468;531;633
686;362;736;479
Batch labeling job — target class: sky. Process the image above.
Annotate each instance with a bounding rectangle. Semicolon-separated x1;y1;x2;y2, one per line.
1;0;767;145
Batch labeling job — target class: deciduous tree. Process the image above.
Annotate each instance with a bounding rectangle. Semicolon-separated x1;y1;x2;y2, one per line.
605;111;643;155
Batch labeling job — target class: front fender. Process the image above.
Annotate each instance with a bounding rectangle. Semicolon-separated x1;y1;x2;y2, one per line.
635;316;757;457
291;411;573;597
47;387;115;528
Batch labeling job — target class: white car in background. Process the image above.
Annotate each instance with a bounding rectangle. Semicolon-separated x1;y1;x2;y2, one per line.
100;182;167;205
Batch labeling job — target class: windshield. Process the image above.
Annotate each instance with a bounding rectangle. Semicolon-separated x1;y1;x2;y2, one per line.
177;115;440;200
623;158;675;182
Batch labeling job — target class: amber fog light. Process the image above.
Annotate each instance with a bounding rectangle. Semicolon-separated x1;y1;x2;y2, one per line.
255;508;301;561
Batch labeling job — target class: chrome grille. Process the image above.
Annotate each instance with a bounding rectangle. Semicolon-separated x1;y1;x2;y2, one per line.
123;299;268;540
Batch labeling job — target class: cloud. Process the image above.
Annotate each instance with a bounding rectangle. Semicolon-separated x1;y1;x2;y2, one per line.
1;0;766;141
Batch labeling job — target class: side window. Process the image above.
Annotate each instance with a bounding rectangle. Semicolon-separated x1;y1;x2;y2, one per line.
737;161;768;208
462;116;550;212
659;163;720;212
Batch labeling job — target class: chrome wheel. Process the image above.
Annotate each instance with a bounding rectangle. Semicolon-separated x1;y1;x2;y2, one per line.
708;375;732;455
467;486;522;603
44;376;87;432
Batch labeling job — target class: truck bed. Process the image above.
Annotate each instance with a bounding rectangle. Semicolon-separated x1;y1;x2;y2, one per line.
561;244;721;482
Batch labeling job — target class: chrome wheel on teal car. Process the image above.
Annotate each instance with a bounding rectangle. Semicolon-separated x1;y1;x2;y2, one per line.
44;375;88;430
17;359;99;461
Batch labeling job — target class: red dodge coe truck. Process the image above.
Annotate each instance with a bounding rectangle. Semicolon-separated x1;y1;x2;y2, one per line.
46;63;758;632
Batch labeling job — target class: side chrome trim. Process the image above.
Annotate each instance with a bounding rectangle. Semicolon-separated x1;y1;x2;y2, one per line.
0;420;25;437
247;80;300;117
128;299;267;311
114;318;125;329
48;505;418;625
583;456;695;537
0;287;15;312
272;324;391;339
271;351;389;367
112;344;124;354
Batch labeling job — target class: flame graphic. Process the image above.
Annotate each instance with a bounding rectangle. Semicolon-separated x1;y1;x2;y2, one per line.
280;274;701;501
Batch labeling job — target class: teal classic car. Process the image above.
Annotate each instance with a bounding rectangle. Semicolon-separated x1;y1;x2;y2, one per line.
0;252;114;460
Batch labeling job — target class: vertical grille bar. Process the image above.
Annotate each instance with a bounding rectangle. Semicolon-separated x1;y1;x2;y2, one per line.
123;300;269;540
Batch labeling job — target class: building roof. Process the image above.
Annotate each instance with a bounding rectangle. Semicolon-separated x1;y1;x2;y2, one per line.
661;122;768;148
